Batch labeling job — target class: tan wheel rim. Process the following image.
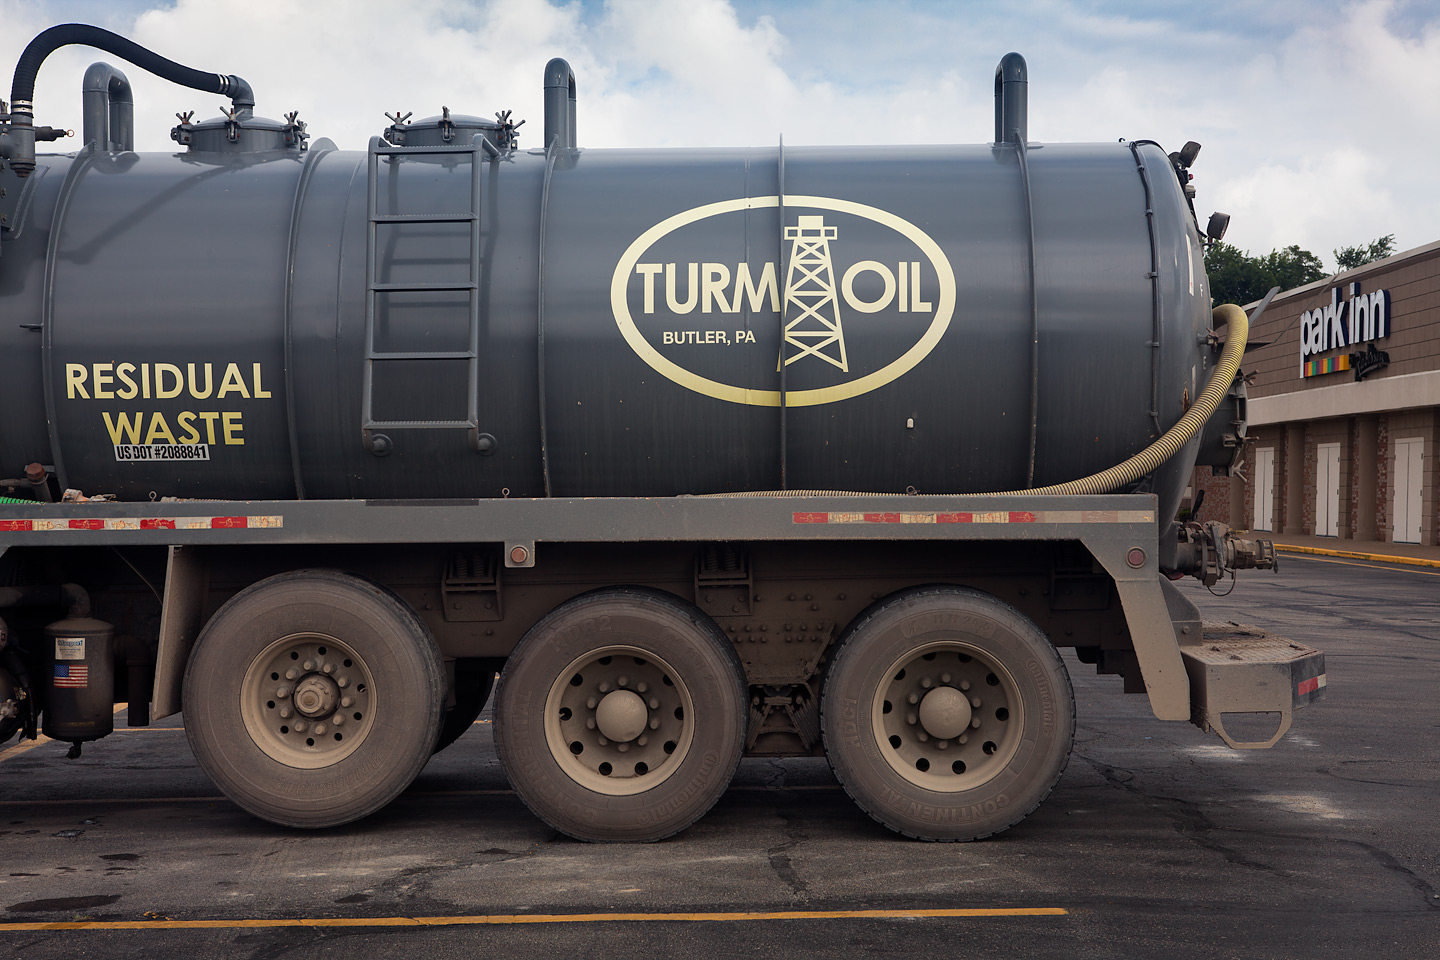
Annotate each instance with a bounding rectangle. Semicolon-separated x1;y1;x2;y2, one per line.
871;641;1024;790
240;633;377;770
543;645;695;797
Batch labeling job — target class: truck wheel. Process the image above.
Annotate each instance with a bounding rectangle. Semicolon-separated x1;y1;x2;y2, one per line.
434;658;497;753
494;589;747;842
183;570;444;828
821;587;1074;841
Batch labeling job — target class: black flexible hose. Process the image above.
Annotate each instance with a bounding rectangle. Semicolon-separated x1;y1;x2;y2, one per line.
10;23;253;108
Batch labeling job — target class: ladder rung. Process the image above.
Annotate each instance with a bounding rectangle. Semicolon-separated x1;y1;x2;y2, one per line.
369;350;476;361
375;144;478;155
369;282;477;292
372;213;476;223
365;419;474;429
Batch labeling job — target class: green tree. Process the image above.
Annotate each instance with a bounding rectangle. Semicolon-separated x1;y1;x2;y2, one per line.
1334;234;1396;272
1204;242;1326;305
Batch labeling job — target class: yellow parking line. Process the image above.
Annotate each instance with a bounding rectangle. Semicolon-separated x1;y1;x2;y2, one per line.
0;906;1067;931
0;733;52;764
1278;552;1440;577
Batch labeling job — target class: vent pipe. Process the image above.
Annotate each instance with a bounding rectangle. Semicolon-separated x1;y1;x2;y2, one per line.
994;52;1027;145
81;62;132;151
543;58;576;150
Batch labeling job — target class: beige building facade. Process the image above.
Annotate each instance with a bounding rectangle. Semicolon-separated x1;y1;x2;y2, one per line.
1195;240;1440;545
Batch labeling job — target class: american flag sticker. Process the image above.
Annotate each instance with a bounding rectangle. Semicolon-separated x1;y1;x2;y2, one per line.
54;663;89;688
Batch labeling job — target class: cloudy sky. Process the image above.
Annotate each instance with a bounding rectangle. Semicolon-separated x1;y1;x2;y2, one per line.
3;0;1437;268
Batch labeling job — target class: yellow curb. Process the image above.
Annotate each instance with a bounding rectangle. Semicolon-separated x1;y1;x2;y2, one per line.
1273;543;1440;569
0;907;1069;931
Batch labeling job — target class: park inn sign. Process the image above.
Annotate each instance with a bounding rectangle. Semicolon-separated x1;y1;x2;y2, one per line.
1299;281;1391;379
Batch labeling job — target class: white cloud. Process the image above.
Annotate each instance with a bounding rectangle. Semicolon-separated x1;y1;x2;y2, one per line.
3;0;1436;265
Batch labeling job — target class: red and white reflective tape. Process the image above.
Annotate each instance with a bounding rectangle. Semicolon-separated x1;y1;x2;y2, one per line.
793;510;1154;525
1296;675;1327;696
0;515;283;533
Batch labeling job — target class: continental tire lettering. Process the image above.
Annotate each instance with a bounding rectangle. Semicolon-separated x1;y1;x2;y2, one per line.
877;785;1011;822
611;196;956;407
1025;658;1057;733
636;750;719;824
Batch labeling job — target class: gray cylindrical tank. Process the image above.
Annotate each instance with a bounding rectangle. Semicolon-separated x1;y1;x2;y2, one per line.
0;60;1215;519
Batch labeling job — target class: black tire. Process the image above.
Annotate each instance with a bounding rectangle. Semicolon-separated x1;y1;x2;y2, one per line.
821;586;1074;841
434;658;498;753
494;588;748;842
183;570;445;828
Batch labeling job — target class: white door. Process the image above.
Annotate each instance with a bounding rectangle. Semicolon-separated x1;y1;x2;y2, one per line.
1254;447;1276;531
1393;438;1424;543
1316;442;1340;537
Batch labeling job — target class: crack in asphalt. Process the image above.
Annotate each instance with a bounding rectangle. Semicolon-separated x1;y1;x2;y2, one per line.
1076;753;1440;911
766;809;810;899
1075;753;1285;876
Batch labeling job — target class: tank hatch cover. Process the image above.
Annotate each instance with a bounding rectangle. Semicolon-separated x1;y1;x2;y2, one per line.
171;108;309;155
383;107;518;150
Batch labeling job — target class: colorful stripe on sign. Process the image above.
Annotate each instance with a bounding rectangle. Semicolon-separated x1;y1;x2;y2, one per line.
0;516;283;533
1303;355;1350;378
53;664;89;688
1297;675;1327;696
794;510;1153;525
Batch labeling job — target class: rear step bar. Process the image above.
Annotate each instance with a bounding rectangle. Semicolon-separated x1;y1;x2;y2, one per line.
1182;622;1326;749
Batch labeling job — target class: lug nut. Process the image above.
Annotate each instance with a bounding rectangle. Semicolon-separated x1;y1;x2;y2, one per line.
279;707;292;719
921;677;932;689
637;735;649;746
285;668;297;681
637;682;648;693
971;718;981;729
341;696;354;708
314;723;326;735
908;693;919;705
276;685;291;698
332;714;344;726
598;682;610;693
649;719;660;730
294;721;308;733
597;736;609;746
586;718;596;730
971;697;982;708
336;676;349;689
960;680;970;691
618;675;629;687
587;697;598;710
940;673;952;683
648;698;659;710
303;659;316;672
322;662;335;674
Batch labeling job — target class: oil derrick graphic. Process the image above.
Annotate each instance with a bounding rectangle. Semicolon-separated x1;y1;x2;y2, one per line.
781;215;848;372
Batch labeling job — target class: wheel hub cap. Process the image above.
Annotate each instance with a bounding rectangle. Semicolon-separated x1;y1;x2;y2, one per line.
293;675;340;719
917;685;972;740
595;689;648;742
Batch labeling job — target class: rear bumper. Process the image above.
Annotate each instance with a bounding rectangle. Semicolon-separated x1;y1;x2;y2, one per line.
1181;622;1326;749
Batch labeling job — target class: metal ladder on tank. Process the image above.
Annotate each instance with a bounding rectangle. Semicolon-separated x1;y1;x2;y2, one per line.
362;134;496;454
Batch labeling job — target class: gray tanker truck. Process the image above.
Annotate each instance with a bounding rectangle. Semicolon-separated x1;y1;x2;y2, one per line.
0;24;1323;841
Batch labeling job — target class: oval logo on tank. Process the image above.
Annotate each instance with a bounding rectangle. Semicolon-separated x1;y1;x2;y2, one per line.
610;196;956;406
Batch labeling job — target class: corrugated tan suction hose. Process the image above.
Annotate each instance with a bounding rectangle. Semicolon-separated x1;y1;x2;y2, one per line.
980;302;1248;496
706;303;1248;499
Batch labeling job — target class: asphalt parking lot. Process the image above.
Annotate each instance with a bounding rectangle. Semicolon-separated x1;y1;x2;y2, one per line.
2;552;1437;959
